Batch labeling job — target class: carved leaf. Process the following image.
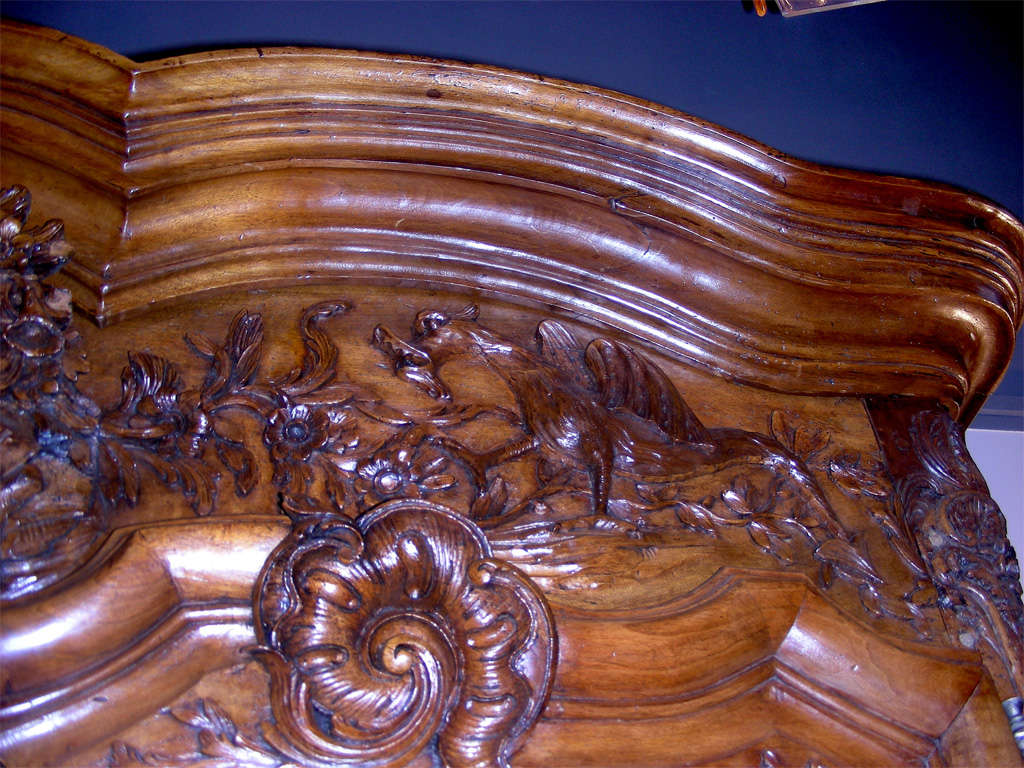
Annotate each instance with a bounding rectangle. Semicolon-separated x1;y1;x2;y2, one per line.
185;330;220;360
230;318;263;387
534;320;591;391
813;538;883;585
720;475;761;521
322;461;350;514
142;453;219;515
674;500;718;536
110;352;184;424
769;410;830;464
827;451;890;499
912;410;987;491
274;300;348;396
109;741;157;767
859;583;925;625
188;310;265;402
470;476;510;520
215;438;257;497
748;519;797;564
98;441;142;507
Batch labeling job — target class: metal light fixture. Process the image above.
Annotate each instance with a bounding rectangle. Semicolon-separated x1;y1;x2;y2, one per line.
754;0;885;17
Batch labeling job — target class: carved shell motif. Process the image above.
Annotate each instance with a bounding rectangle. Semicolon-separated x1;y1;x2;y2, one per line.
253;499;556;768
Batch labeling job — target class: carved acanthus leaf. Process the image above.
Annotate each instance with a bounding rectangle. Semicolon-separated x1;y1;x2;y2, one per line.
903;411;1024;682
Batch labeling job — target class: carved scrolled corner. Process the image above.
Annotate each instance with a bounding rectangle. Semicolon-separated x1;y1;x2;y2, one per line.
252;499;556;768
868;398;1024;755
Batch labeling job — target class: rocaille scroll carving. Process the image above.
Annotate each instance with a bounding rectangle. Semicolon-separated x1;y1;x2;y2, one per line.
905;410;1023;670
871;402;1023;716
254;500;555;768
112;506;557;768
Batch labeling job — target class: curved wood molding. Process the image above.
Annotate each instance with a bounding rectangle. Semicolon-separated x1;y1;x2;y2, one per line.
2;19;1021;423
4;20;1024;766
0;512;1002;766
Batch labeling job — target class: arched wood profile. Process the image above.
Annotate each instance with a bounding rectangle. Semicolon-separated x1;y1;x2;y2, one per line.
1;20;1022;767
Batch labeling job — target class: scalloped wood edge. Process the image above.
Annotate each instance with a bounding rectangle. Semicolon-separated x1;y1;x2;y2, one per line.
2;19;1022;424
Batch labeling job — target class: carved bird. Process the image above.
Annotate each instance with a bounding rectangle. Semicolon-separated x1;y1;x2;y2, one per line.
372;305;850;544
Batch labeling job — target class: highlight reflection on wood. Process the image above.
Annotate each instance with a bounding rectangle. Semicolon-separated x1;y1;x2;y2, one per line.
1;19;1022;767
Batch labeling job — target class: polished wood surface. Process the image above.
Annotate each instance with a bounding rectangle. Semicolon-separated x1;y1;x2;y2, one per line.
2;20;1022;767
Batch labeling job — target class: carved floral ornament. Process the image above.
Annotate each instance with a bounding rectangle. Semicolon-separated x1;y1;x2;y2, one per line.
3;185;1024;763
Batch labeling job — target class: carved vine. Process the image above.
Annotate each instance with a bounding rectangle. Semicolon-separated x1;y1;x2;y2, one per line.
1;187;929;635
373;307;928;628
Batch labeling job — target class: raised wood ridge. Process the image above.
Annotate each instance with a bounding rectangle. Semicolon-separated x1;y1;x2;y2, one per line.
3;20;1024;767
3;19;1022;423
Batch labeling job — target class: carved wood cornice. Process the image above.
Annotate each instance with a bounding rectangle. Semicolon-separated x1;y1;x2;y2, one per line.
4;19;1024;764
3;19;1021;424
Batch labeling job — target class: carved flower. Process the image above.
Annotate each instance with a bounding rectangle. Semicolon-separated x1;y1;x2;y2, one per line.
1;275;80;399
264;404;357;495
945;492;1004;549
354;430;456;507
265;404;333;464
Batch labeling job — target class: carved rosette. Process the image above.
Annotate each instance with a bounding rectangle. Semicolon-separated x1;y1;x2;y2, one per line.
253;499;556;768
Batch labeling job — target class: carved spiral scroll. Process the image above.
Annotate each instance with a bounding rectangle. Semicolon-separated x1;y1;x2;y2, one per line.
254;500;556;768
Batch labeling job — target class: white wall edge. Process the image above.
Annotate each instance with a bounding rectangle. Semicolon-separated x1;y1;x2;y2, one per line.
966;428;1023;588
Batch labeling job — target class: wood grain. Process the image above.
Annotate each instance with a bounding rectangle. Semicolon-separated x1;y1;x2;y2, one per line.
2;20;1023;767
3;19;1021;422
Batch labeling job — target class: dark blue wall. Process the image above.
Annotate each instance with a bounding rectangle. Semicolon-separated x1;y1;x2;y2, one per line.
4;0;1022;427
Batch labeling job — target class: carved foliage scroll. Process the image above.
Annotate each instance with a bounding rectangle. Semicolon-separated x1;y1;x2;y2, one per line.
1;185;926;637
7;184;987;764
870;399;1023;710
253;500;555;768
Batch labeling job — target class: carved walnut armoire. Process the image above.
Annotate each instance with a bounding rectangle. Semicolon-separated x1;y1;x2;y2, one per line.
1;20;1023;768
